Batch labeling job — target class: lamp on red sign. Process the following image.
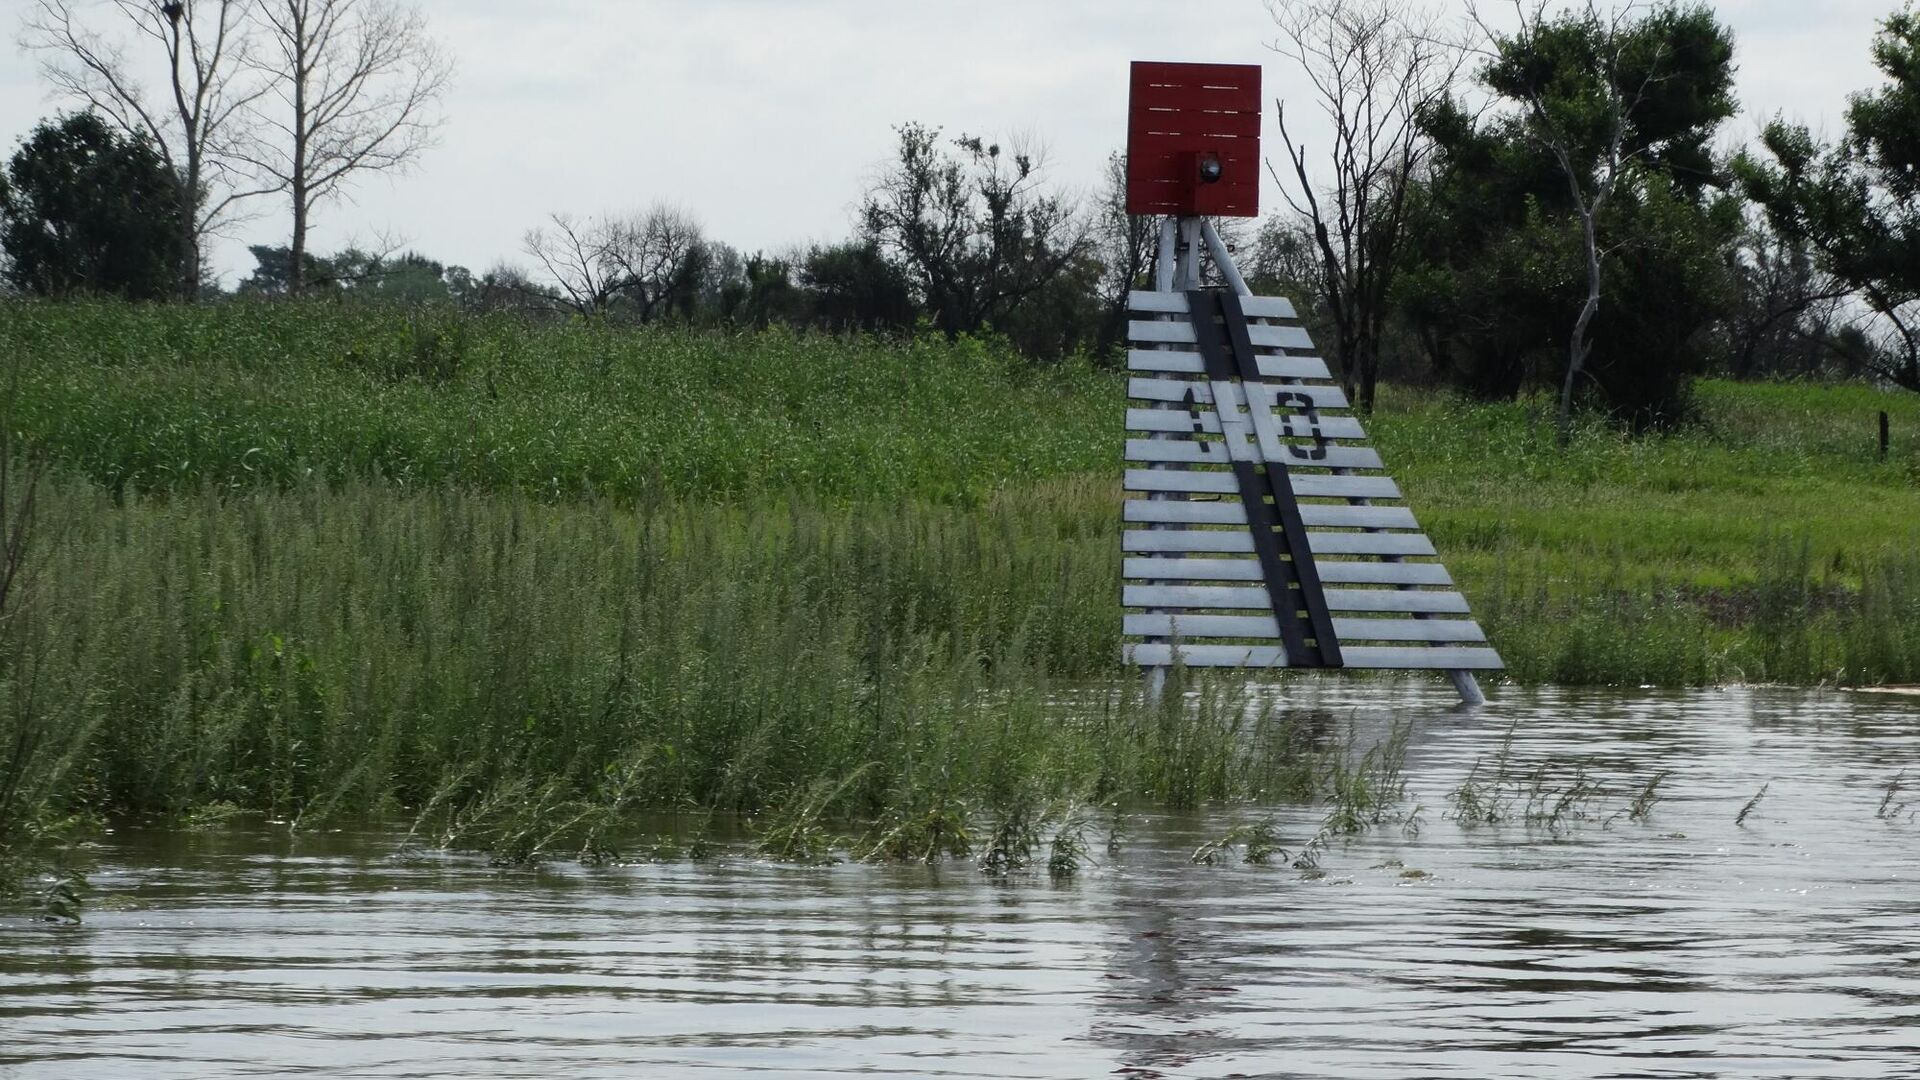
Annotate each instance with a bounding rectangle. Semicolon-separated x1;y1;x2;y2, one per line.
1125;61;1262;218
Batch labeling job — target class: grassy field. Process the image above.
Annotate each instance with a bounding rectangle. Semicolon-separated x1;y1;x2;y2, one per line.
3;299;1919;899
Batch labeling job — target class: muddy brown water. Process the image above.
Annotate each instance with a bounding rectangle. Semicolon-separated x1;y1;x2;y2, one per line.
3;684;1919;1079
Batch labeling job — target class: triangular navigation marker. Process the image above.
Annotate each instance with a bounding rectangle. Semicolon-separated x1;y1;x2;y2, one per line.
1121;61;1500;705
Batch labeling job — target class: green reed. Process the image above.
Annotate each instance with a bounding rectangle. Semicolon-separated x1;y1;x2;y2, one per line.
2;471;1334;870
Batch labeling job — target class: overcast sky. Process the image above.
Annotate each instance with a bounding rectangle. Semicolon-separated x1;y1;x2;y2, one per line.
0;0;1902;285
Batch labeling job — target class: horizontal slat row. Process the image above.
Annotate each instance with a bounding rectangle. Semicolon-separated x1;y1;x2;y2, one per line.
1125;470;1401;500
1123;585;1471;614
1123;500;1419;529
1128;409;1369;440
1124;644;1505;670
1128;291;1298;320
1125;439;1383;470
1124;614;1486;642
1123;530;1437;557
1130;320;1315;351
1129;377;1350;411
1123;558;1452;586
1128;350;1332;381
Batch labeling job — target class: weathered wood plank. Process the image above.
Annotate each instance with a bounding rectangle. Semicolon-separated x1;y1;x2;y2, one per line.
1128;408;1369;440
1123;500;1420;530
1124;470;1402;500
1127;350;1332;380
1130;319;1315;351
1300;532;1437;557
1123;584;1471;614
1124;613;1487;642
1128;290;1299;320
1122;556;1452;586
1122;530;1435;557
1128;377;1350;411
1126;438;1384;470
1124;644;1505;669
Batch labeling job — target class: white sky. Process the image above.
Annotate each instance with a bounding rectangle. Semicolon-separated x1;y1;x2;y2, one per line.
0;0;1901;285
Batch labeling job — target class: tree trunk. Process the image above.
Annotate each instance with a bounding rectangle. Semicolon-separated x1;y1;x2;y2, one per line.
1357;337;1380;414
178;150;202;301
289;188;308;295
1558;212;1603;447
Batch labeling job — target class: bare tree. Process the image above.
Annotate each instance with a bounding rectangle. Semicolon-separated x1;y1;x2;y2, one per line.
241;0;450;294
523;213;623;318
21;0;272;297
1267;0;1459;413
522;205;708;322
602;205;705;323
1464;0;1667;444
862;124;1089;339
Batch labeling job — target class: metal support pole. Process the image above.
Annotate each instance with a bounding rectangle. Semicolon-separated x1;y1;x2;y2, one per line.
1200;219;1250;298
1449;669;1487;708
1143;216;1185;703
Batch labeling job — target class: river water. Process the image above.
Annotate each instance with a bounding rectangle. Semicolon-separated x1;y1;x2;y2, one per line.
3;684;1918;1078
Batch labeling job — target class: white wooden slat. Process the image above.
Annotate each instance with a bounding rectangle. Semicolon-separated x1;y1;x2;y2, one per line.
1124;529;1255;553
1124;614;1486;643
1128;408;1369;441
1122;530;1438;558
1128;290;1299;321
1123;584;1471;614
1127;350;1333;381
1303;532;1437;557
1341;646;1504;670
1129;377;1350;411
1123;500;1420;530
1123;557;1452;586
1125;470;1402;500
1124;644;1504;670
1125;558;1261;581
1130;319;1315;351
1125;439;1384;470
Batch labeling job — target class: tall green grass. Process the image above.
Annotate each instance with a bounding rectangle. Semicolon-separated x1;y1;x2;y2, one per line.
2;300;1110;503
0;473;1324;857
6;300;1920;898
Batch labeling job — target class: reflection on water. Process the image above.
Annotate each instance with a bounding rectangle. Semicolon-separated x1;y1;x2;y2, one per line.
3;684;1918;1078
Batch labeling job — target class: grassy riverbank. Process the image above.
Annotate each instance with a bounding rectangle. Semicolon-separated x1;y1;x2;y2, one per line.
4;300;1920;896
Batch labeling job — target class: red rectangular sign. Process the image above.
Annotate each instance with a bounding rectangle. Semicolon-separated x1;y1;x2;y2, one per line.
1127;61;1262;217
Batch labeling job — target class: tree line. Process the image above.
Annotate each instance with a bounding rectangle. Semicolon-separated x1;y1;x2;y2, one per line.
4;0;1920;429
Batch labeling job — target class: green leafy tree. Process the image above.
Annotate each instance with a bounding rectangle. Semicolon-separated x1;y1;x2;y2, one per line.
798;240;918;334
1737;7;1920;391
0;112;187;300
1402;2;1739;429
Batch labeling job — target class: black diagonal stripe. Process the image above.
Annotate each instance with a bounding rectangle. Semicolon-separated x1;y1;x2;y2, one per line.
1185;289;1338;669
1217;291;1345;669
1232;461;1311;664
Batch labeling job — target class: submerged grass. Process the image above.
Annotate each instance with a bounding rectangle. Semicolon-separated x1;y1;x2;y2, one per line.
2;470;1332;884
7;301;1920;899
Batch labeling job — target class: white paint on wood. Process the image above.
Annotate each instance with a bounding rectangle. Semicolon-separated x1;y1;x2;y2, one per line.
1301;533;1437;557
1123;584;1470;614
1124;470;1402;500
1123;644;1504;670
1128;377;1350;411
1124;613;1486;642
1127;350;1332;380
1122;556;1451;586
1128;408;1369;441
1126;439;1383;470
1128;290;1298;320
1129;319;1316;351
1123;500;1419;530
